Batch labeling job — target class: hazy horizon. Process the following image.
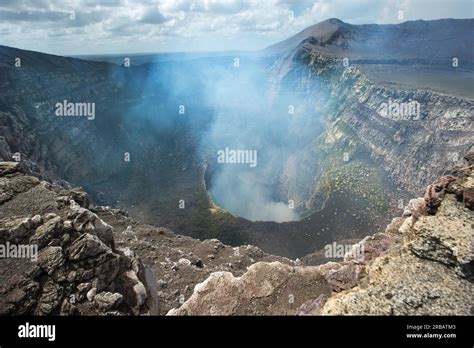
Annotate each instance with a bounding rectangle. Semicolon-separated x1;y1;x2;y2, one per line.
0;0;473;56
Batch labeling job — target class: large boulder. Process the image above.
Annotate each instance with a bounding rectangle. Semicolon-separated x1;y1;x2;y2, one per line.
67;233;110;261
30;216;63;249
0;165;159;315
94;291;123;312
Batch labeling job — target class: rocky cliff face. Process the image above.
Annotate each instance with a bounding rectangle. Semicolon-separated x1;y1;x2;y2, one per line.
269;42;473;206
263;19;473;222
329;64;473;195
168;153;473;315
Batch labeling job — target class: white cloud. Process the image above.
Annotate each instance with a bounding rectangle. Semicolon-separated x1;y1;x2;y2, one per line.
0;0;472;54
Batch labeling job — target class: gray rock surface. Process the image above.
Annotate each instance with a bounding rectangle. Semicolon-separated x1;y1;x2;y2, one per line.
0;163;158;315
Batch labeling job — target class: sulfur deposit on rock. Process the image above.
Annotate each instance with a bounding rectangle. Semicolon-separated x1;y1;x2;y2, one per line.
0;162;158;315
168;153;473;315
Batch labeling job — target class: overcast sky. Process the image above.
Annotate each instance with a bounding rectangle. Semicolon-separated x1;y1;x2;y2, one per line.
0;0;472;55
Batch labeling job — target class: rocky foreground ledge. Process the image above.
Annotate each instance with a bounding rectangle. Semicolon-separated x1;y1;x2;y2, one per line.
0;161;159;315
0;154;472;315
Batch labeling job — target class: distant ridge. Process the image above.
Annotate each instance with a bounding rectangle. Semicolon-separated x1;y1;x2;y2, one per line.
263;18;474;61
0;44;109;71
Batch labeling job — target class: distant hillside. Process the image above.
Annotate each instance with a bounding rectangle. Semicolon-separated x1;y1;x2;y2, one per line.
0;44;109;71
263;18;474;63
